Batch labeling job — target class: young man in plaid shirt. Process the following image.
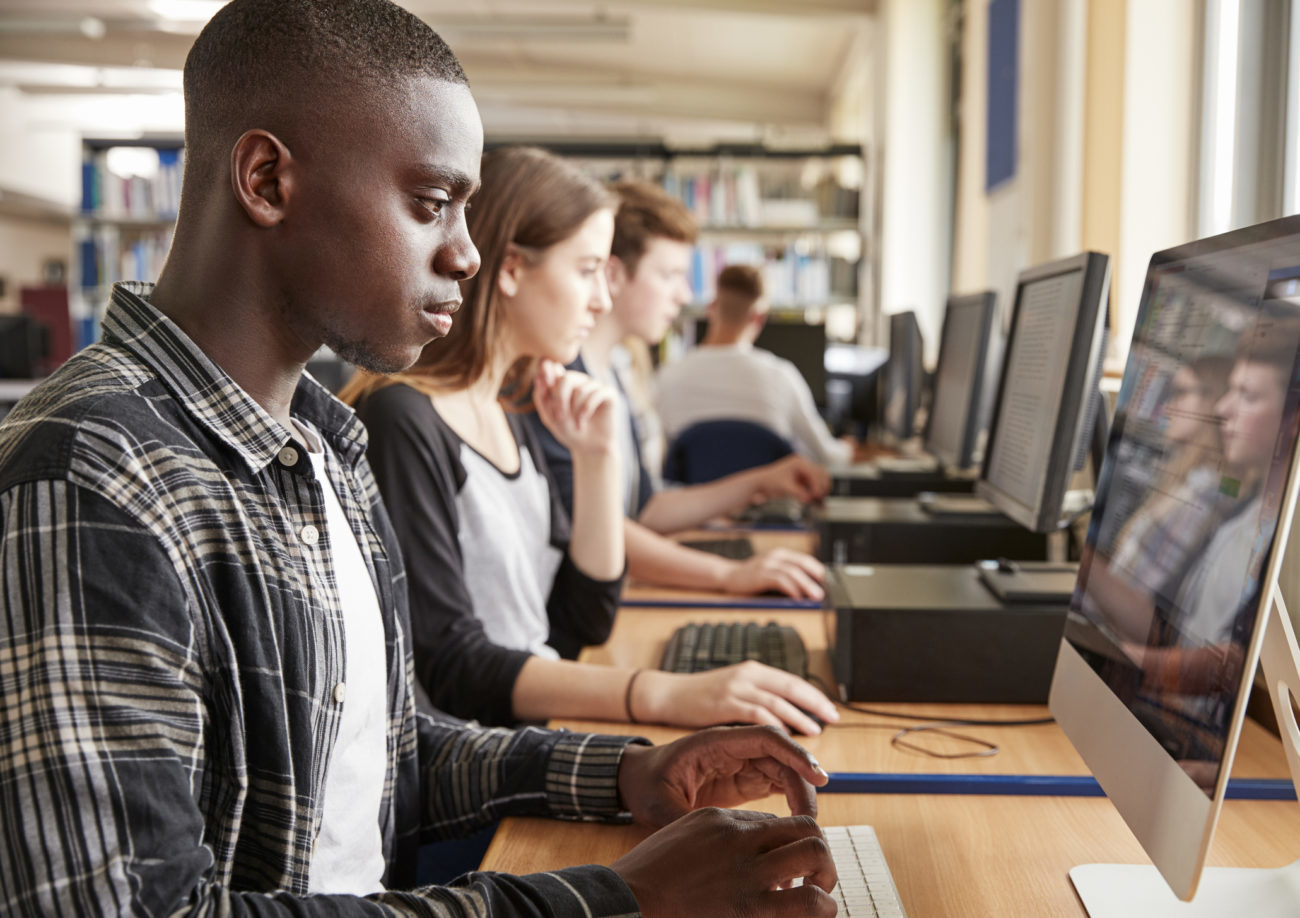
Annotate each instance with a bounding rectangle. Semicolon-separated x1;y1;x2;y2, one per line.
0;1;837;915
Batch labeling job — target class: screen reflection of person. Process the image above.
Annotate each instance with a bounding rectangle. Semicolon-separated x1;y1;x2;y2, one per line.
1081;356;1234;646
1125;317;1300;774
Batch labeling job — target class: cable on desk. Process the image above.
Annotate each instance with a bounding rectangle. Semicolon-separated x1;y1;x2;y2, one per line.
806;674;1056;727
806;673;1055;760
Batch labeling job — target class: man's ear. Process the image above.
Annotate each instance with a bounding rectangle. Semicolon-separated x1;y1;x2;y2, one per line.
606;255;630;298
498;247;525;298
230;129;294;228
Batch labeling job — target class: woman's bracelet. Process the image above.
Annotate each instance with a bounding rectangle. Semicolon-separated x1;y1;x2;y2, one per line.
624;668;644;723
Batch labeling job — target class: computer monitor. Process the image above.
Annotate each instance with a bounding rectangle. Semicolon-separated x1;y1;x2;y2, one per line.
1050;215;1300;915
880;310;924;441
0;314;50;379
753;318;828;408
976;252;1111;533
825;343;889;437
923;291;997;470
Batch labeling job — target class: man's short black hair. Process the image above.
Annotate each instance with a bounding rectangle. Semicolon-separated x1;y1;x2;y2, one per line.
183;0;467;175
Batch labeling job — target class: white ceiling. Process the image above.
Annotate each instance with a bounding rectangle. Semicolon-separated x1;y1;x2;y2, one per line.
0;0;875;144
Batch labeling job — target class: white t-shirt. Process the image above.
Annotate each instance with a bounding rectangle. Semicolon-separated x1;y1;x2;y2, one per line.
455;441;564;657
588;358;645;517
297;423;388;896
653;343;852;466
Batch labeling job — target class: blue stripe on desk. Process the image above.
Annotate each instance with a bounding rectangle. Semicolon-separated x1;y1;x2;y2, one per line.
821;772;1297;800
620;597;824;610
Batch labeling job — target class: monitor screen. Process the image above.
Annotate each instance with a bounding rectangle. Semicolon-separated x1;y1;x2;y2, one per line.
978;252;1110;532
1051;215;1300;902
754;319;828;408
881;310;923;441
924;291;997;470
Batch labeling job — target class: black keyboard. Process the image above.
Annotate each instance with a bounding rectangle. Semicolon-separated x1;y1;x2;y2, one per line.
678;537;756;560
732;496;807;525
660;621;808;677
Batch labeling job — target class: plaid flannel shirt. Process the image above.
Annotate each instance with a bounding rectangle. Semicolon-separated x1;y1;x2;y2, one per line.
0;283;643;917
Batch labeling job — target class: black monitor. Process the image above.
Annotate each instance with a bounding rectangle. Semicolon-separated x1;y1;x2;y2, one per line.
923;291;997;470
0;314;50;379
1051;216;1300;915
880;310;924;441
976;252;1110;533
753;318;828;409
825;343;889;437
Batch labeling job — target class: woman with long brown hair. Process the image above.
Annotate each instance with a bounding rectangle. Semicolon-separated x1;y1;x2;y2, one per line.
342;146;836;733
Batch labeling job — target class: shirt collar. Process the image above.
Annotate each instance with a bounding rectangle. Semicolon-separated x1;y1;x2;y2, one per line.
104;282;369;472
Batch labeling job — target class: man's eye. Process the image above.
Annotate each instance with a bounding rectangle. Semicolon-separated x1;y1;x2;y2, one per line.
419;197;447;216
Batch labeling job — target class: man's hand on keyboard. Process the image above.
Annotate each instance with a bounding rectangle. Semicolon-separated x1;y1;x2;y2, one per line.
635;662;839;735
617;724;829;823
722;548;826;600
611;808;838;918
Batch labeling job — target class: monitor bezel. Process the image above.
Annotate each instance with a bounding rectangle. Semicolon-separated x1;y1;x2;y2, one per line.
753;317;829;409
881;310;924;442
1050;214;1300;902
923;290;997;470
976;252;1111;533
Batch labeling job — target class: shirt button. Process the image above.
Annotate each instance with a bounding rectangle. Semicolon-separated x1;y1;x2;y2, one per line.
333;682;347;704
300;524;320;545
278;445;299;467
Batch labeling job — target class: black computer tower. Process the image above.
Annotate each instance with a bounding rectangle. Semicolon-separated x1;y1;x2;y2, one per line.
814;496;1051;565
826;564;1068;703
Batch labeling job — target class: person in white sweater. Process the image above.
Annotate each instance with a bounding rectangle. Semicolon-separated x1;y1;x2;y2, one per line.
654;264;853;467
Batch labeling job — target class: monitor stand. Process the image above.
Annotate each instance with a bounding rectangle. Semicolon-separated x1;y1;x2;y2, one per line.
977;559;1079;604
1070;860;1300;916
1071;588;1300;916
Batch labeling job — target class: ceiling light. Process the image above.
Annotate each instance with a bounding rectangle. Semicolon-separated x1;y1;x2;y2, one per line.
147;0;227;23
0;16;106;39
434;14;630;43
0;61;182;96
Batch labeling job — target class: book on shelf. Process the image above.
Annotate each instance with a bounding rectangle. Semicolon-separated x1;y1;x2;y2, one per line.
662;166;858;229
80;146;183;221
688;239;855;307
76;224;175;292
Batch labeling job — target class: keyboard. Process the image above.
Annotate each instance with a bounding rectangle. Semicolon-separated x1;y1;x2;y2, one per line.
732;496;807;525
678;536;756;560
874;454;940;476
659;620;808;677
916;492;1000;517
824;825;908;917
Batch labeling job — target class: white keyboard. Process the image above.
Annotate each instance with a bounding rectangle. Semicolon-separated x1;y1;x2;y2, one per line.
825;825;907;917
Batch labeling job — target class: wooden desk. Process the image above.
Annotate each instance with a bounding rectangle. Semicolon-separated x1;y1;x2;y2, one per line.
483;791;1300;916
482;605;1300;914
565;606;1295;780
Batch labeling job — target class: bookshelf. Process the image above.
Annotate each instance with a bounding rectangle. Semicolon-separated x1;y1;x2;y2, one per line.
67;137;869;369
73;137;183;347
487;140;871;342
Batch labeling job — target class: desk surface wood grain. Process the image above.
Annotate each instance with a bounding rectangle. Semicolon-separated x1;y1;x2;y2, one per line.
482;585;1300;915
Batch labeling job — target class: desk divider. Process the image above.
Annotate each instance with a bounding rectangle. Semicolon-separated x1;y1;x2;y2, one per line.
822;772;1297;800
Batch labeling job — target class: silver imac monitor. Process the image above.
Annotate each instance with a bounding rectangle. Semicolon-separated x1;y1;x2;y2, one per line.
923;291;997;470
1051;215;1300;915
976;252;1111;532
